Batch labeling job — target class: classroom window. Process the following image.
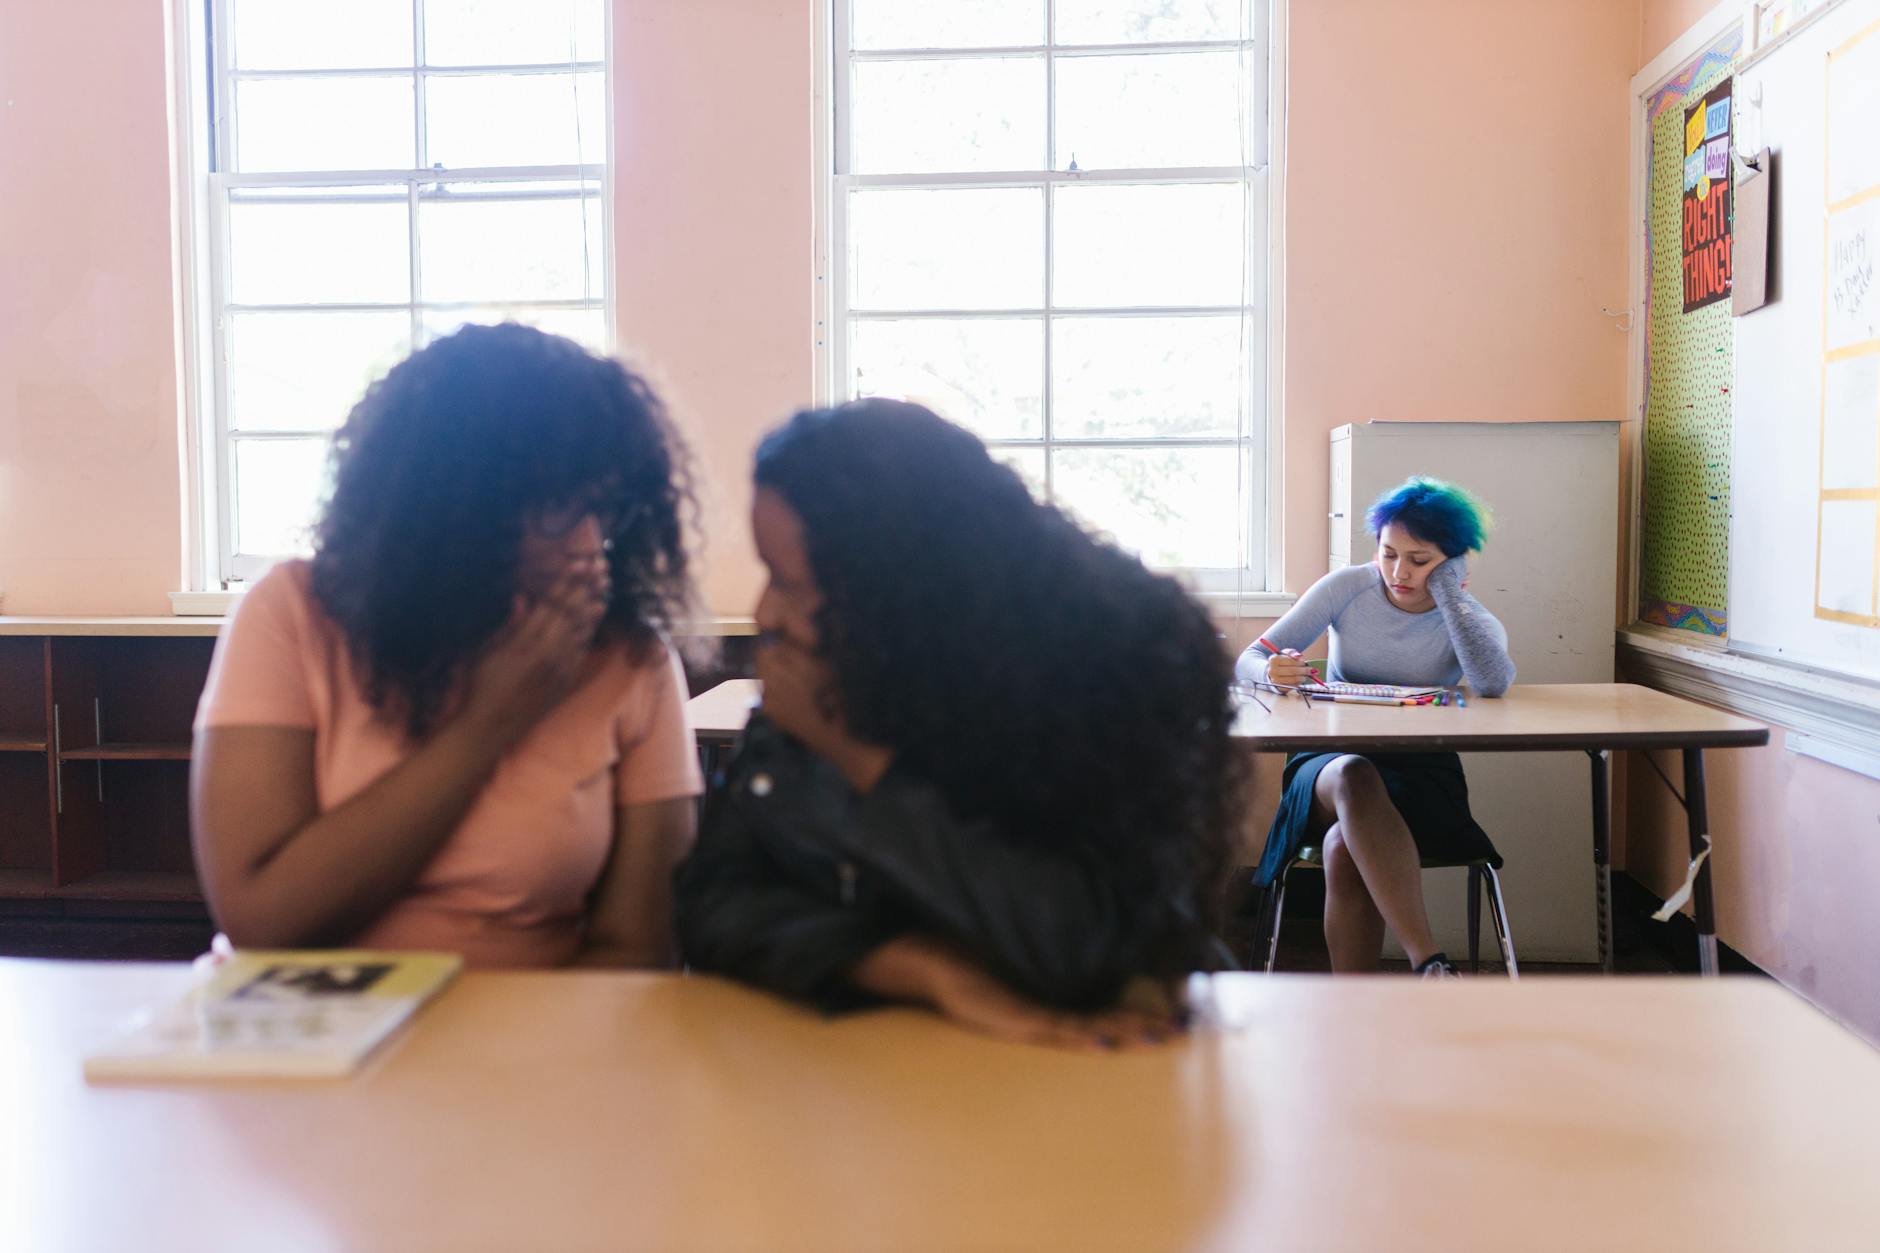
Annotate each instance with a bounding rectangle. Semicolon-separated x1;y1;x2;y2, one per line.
192;0;610;583
829;0;1272;584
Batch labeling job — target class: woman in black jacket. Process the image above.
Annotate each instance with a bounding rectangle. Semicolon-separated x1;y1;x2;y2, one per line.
674;400;1245;1048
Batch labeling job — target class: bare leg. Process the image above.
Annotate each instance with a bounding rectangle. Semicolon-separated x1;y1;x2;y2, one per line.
1321;822;1386;972
1312;756;1442;968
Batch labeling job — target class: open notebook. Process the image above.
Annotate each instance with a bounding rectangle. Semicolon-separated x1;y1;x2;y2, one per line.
84;950;461;1082
1297;681;1448;705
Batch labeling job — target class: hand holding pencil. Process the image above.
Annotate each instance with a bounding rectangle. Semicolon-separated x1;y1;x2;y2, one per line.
1258;638;1322;689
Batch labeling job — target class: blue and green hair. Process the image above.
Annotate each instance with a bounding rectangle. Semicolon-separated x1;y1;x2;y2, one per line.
1365;476;1492;558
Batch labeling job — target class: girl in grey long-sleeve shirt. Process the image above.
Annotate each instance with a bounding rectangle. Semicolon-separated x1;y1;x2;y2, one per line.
1238;477;1515;978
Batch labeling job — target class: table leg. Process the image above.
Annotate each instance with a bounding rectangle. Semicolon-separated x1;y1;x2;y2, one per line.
1588;749;1613;973
1683;748;1719;977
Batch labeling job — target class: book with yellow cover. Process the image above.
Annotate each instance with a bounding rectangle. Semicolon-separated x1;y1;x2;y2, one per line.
83;950;462;1082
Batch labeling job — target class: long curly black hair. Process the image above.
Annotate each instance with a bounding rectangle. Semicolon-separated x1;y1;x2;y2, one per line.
754;400;1246;970
310;323;696;740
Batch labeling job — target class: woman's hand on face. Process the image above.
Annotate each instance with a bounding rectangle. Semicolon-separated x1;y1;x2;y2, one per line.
755;634;893;792
461;562;608;745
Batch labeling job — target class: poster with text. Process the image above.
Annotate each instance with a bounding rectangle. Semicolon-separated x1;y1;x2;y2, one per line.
1682;79;1733;312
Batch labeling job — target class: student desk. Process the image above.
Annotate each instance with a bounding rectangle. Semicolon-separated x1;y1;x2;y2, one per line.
687;677;761;749
10;959;1877;1252
686;677;759;779
1233;683;1770;975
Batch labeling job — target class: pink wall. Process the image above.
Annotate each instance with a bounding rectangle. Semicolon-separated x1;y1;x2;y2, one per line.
610;1;813;619
1281;0;1638;595
1641;0;1731;65
1625;736;1880;1040
0;0;185;614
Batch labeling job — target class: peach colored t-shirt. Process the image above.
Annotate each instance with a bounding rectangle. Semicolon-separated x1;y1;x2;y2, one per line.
195;560;702;968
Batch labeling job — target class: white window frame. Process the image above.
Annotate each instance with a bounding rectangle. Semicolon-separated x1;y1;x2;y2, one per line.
816;0;1286;603
173;0;614;591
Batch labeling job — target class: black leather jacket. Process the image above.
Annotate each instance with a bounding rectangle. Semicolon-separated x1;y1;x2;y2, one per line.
674;715;1193;1013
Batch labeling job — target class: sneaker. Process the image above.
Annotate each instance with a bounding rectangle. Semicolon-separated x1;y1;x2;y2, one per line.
1415;953;1460;979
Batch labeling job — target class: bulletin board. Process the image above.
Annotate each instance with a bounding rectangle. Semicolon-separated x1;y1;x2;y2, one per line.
1637;30;1741;638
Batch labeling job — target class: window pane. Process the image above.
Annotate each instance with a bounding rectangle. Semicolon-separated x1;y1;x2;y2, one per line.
228;311;412;432
851;0;1043;50
851;58;1045;175
418;193;604;302
229;195;411;305
1052;446;1243;568
990;445;1047;500
1053;182;1245;307
234;439;330;556
1055;0;1246;44
1054;51;1247;170
1053;315;1244;438
423;0;606;66
426;72;606;169
850;318;1043;439
234;77;416;174
849;188;1043;310
233;0;414;70
422;306;608;353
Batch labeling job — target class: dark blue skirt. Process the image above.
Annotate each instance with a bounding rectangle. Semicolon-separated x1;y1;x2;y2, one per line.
1252;751;1502;888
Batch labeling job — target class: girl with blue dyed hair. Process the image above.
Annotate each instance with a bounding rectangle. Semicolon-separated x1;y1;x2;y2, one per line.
1235;477;1515;978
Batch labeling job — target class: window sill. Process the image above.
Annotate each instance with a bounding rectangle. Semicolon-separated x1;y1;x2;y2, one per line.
1617;624;1880;774
171;590;237;617
170;589;758;637
1197;590;1297;620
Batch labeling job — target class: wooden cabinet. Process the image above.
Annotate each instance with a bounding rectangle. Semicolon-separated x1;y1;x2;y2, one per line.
0;615;755;957
0;623;219;942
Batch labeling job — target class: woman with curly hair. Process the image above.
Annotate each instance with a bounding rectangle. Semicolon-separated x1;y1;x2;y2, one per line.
191;323;702;968
674;400;1244;1048
1237;477;1515;978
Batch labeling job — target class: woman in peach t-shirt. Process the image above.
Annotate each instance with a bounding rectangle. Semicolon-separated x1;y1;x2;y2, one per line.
191;325;702;969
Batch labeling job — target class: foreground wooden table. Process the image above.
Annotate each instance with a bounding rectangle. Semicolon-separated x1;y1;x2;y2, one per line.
1234;683;1769;975
8;960;1877;1252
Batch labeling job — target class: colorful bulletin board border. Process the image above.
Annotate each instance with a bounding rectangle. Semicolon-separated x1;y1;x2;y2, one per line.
1640;32;1739;638
1640;598;1728;636
1816;16;1880;628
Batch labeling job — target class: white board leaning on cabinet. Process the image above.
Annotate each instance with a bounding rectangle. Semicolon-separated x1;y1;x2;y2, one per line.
1328;421;1619;962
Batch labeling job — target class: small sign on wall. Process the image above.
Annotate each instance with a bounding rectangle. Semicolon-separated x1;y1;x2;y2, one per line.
1683;79;1734;312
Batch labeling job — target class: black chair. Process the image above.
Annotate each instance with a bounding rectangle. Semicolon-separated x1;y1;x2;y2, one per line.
1256;846;1518;976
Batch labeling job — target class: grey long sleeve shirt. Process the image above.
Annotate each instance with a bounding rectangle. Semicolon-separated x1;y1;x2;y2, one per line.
1234;557;1515;696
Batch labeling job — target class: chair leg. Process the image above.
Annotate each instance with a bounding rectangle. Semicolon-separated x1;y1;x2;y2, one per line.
1481;864;1518;979
1262;876;1289;974
1466;865;1482;974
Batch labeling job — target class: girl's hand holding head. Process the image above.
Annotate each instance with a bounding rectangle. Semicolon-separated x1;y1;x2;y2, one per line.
1367;477;1490;612
1425;551;1470;601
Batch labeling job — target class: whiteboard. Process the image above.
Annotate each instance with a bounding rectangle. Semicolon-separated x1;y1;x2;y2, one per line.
1729;0;1880;680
